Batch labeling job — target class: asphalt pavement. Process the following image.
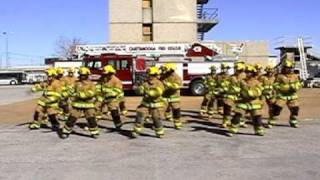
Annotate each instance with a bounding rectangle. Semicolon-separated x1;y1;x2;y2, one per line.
0;85;38;105
0;119;319;180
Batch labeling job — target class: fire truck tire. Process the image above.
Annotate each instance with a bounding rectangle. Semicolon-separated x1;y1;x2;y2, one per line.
190;80;205;96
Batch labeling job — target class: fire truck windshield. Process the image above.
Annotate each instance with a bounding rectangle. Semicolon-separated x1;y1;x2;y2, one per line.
85;59;102;70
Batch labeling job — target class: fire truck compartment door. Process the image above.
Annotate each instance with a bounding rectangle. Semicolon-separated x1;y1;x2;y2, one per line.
188;62;235;75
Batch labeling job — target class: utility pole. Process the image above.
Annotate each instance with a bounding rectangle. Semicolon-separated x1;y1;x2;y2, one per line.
2;32;9;68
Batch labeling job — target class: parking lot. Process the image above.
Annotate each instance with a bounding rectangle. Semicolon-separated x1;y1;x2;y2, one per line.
0;87;319;180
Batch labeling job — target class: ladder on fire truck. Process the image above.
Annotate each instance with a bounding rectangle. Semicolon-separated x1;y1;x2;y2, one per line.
297;38;309;80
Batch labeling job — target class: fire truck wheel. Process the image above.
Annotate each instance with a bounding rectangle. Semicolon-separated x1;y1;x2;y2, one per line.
190;80;205;96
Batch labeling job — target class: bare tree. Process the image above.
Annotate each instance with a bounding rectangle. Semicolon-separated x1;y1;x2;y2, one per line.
55;37;84;60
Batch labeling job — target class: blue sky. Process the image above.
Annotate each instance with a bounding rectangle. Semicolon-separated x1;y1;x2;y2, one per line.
0;0;319;65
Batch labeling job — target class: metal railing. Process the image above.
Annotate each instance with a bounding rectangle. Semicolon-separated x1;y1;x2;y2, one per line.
198;8;218;21
275;36;312;48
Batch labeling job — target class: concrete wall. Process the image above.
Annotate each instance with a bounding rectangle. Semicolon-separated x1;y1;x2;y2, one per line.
153;23;197;42
110;24;142;43
153;0;197;42
109;0;198;43
109;0;142;43
153;0;197;23
109;0;142;23
213;41;271;65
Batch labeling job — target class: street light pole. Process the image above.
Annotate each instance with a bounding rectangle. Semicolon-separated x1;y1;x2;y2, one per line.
2;32;9;68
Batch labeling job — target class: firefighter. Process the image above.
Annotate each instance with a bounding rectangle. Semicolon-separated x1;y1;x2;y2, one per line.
215;63;231;127
132;66;165;138
29;68;63;131
59;67;100;139
222;61;247;128
55;68;65;81
271;59;303;128
255;63;264;78
228;65;265;136
200;65;217;117
59;67;78;120
260;65;276;128
96;65;124;129
61;67;77;86
160;63;183;129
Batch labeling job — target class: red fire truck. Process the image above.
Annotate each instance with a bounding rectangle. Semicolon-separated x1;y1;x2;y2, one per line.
77;43;235;95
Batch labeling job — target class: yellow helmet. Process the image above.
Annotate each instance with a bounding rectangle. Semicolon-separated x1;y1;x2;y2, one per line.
210;65;217;71
234;62;246;71
103;65;116;74
255;63;263;70
68;67;76;73
163;63;176;72
265;65;274;72
246;65;257;73
55;68;65;75
46;68;57;77
283;59;295;68
221;63;230;70
78;67;91;75
147;66;160;76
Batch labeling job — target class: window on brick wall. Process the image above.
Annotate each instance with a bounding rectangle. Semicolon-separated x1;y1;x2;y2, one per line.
142;0;152;8
143;24;153;42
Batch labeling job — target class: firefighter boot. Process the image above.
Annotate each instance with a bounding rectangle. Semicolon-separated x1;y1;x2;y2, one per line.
174;119;183;130
239;118;248;128
59;116;77;139
48;115;60;131
132;115;144;138
111;110;123;130
155;127;165;138
165;112;173;122
289;107;299;128
228;124;239;137
89;127;100;139
154;116;164;138
199;107;208;117
29;112;41;130
59;126;72;139
29;121;41;130
254;126;265;136
221;116;230;128
289;120;299;128
87;117;100;138
132;125;143;138
266;117;276;129
173;108;182;130
207;110;214;119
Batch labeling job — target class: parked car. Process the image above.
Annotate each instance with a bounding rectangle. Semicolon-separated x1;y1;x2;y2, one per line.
305;72;320;88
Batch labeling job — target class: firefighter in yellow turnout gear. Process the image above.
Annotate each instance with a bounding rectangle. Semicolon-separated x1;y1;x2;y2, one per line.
259;65;276;128
200;65;217;117
221;61;247;128
59;68;78;120
229;65;265;136
96;65;124;129
160;63;183;129
215;63;231;116
29;68;63;131
59;67;100;139
132;66;165;138
271;59;303;128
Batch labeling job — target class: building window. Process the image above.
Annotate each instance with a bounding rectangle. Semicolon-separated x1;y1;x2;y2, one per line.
142;0;152;8
143;24;153;42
